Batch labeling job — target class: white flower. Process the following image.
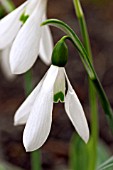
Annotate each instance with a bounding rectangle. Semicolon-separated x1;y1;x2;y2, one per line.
14;65;89;152
0;45;15;80
0;0;53;74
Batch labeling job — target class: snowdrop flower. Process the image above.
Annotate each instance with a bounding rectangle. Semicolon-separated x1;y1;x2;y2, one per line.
0;45;15;80
0;0;53;74
14;39;89;152
14;65;89;151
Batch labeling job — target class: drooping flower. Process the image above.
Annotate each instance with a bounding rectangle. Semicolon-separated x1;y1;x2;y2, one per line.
0;0;53;74
0;45;15;80
14;37;89;151
14;65;89;152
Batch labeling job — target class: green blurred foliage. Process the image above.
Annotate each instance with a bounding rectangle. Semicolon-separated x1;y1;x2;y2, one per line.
69;134;89;170
0;6;5;19
69;134;112;170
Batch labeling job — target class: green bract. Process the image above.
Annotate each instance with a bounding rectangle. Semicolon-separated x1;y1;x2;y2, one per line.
52;39;68;67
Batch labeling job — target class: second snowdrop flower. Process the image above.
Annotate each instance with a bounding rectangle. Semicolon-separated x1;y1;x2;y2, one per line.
14;38;89;152
0;0;53;74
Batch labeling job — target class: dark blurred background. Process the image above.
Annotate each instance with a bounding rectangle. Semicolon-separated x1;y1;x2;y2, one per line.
1;0;113;169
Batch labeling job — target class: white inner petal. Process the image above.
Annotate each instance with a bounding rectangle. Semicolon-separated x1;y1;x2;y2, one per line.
53;67;65;103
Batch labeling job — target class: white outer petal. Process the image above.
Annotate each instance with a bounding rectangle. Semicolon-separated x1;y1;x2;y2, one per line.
64;70;89;143
0;45;15;80
23;65;59;151
39;14;53;65
14;75;46;125
10;0;47;74
0;1;28;49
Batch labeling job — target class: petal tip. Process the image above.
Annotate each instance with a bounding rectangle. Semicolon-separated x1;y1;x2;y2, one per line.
10;54;25;74
45;60;51;66
24;146;31;152
9;60;17;74
14;117;20;126
23;140;40;152
23;135;34;152
14;113;22;126
14;121;17;126
83;129;90;144
24;145;39;152
10;65;19;74
10;63;24;75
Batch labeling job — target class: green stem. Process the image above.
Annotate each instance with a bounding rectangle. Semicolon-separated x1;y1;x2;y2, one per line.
24;70;33;96
24;70;41;170
73;0;98;169
31;150;41;170
89;81;98;170
73;0;92;61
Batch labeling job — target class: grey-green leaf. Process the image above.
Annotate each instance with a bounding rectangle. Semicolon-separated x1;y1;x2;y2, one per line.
97;156;113;170
69;134;89;170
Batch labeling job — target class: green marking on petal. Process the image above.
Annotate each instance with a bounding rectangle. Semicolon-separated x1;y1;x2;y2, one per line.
54;91;64;103
20;12;29;24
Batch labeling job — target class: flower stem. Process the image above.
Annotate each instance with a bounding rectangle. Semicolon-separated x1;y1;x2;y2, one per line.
24;70;33;96
31;150;41;170
73;0;98;169
24;70;41;170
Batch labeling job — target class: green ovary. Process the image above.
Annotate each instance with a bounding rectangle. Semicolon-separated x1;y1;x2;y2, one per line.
54;91;64;103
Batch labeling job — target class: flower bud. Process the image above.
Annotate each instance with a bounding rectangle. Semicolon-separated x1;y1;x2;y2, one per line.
52;38;68;67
